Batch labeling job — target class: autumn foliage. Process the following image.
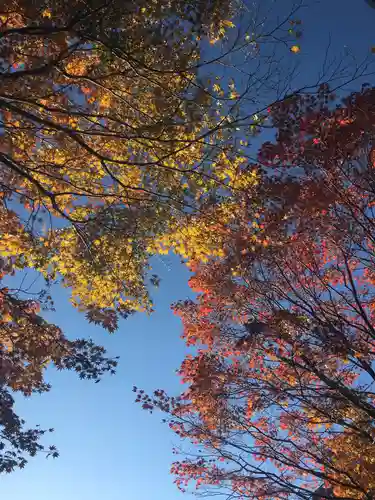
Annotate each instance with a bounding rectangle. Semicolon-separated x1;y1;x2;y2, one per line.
137;86;375;499
0;0;239;472
3;0;371;487
0;0;237;320
0;0;311;472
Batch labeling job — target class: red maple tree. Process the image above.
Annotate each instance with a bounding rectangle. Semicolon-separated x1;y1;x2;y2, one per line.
137;85;375;499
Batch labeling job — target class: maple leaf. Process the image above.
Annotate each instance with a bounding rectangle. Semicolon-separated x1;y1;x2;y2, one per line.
41;8;51;18
222;20;235;28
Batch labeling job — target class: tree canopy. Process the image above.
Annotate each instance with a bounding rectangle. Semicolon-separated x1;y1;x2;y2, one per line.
3;0;375;486
0;0;312;473
0;0;232;472
0;0;308;321
138;86;375;499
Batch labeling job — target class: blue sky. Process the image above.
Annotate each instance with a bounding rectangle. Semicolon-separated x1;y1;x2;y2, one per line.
1;255;195;500
2;1;375;500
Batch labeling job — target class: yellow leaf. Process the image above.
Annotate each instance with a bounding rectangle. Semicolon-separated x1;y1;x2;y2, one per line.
1;312;12;323
42;8;52;18
222;20;235;28
290;45;300;53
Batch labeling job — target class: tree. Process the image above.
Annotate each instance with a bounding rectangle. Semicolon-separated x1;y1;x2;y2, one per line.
1;0;315;474
137;86;375;499
0;0;236;472
0;0;316;318
1;0;367;475
0;0;235;320
0;258;117;472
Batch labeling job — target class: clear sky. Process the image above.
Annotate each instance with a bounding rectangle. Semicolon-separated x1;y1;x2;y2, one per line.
1;1;375;500
1;255;195;500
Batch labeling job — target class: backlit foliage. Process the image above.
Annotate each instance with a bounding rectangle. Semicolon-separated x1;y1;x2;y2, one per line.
0;0;325;474
0;0;236;318
138;86;375;499
0;0;307;324
0;0;237;472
